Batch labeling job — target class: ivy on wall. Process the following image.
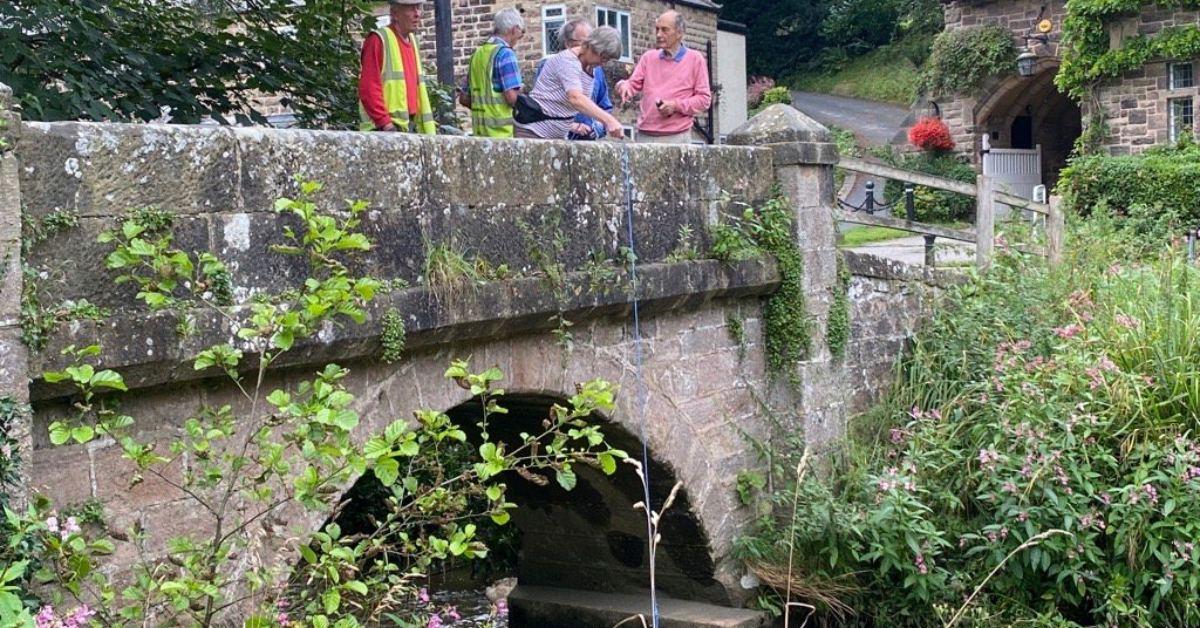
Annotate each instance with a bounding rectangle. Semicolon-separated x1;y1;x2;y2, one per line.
920;25;1018;96
1056;0;1200;100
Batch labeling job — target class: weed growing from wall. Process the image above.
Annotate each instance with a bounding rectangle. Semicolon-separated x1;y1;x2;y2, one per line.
710;196;812;383
380;307;406;364
826;252;851;359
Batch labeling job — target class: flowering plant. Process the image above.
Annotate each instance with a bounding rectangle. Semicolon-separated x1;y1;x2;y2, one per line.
907;116;955;152
736;227;1200;625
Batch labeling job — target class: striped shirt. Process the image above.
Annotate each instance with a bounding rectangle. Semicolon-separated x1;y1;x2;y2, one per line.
515;49;594;139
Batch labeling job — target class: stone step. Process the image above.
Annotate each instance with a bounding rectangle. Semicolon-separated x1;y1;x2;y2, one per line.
508;585;770;628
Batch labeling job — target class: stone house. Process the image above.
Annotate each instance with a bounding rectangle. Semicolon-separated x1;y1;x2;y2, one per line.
370;0;745;137
933;0;1199;192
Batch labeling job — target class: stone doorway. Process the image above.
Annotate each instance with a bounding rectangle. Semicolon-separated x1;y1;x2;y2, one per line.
975;66;1082;190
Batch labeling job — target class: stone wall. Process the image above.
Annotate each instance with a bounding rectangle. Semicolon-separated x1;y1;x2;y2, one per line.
3;97;948;618
939;0;1200;158
1087;6;1200;153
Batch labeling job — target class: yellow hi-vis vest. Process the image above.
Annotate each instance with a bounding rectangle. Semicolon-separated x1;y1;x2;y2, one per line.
358;27;437;134
468;41;515;137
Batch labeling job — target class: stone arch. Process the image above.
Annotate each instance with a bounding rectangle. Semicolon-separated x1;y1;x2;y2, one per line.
328;387;730;609
442;392;731;603
972;61;1081;186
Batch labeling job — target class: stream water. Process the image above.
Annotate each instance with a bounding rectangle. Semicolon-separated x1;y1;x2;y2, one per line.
425;588;508;628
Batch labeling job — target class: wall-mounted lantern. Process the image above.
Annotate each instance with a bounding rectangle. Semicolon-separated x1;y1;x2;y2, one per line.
1018;15;1054;77
1017;46;1041;77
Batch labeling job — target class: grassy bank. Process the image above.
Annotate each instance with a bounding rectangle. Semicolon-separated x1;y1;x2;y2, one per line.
737;212;1200;626
789;46;921;106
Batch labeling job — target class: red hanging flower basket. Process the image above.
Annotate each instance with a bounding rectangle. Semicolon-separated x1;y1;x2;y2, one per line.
908;117;955;152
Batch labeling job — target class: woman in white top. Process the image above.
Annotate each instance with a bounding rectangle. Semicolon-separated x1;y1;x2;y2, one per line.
515;26;625;140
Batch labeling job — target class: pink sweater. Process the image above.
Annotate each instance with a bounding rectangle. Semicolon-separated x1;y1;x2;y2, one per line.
624;47;712;135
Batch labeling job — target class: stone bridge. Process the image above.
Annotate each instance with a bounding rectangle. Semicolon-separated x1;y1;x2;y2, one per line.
0;83;951;625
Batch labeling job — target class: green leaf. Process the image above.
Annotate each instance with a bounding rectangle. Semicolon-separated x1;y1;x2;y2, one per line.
485;485;504;501
43;370;70;384
323;589;341;614
65;365;95;384
89;369;127;391
373;458;399;487
556;468;577;491
49;422;71;446
598;453;617;475
362;437;391;460
491;511;511;525
396;440;419;457
300;545;318;565
71;425;95;443
345;580;368;596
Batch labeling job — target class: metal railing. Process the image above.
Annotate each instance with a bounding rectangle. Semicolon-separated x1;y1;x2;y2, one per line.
835;157;1066;270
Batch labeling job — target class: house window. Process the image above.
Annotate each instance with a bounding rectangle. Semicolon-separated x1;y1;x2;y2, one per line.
1169;97;1194;143
542;5;567;56
596;6;632;61
1169;62;1195;89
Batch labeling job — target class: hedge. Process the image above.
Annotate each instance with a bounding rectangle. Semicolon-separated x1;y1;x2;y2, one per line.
1057;144;1200;219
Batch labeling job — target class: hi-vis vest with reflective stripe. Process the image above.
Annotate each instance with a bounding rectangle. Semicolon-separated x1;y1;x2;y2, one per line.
468;42;514;137
358;27;437;134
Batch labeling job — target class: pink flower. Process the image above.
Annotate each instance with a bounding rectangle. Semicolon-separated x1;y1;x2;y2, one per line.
1115;313;1139;329
1017;511;1029;522
494;599;509;618
418;588;430;604
1002;481;1017;494
1053;324;1084;339
65;605;94;628
62;516;80;539
446;606;461;622
45;516;59;535
277;613;290;626
978;448;1001;470
914;553;928;575
35;606;55;628
426;614;443;628
889;428;905;444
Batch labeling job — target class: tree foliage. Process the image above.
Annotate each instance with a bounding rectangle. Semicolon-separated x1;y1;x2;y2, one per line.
0;0;375;128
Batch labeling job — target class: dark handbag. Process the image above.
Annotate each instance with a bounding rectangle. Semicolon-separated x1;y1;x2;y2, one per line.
513;93;575;125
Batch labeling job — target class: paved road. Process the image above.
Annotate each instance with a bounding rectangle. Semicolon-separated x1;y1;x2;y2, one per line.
849;235;975;267
789;91;911;145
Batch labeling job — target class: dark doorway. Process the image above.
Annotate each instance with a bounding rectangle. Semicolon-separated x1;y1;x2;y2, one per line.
1011;115;1033;149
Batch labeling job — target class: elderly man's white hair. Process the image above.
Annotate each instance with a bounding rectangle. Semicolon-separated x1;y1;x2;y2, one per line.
557;18;591;47
493;8;525;35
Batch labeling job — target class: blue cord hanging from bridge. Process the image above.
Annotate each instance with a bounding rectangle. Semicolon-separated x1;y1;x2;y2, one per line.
619;144;661;628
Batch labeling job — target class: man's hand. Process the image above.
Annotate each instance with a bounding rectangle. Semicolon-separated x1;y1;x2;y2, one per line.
570;122;595;138
616;80;635;104
380;122;398;132
604;118;625;140
656;99;680;116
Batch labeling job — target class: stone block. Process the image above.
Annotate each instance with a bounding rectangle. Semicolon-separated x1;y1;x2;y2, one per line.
93;437;186;508
234;127;426;215
429;135;573;208
29;443;93;506
25;214;210;310
18;122;240;222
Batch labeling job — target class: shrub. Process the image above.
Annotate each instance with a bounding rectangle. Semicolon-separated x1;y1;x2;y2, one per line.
1057;143;1200;221
920;26;1017;97
761;86;793;108
907;116;955;152
875;148;976;223
748;76;776;110
736;215;1200;626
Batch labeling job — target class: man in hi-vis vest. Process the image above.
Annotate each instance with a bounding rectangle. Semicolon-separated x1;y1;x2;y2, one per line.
459;9;525;138
358;0;437;134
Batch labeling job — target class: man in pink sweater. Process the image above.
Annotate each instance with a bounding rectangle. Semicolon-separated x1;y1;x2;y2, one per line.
616;10;712;144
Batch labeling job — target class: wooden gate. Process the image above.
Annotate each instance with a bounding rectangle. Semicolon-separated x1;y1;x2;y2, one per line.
983;146;1042;213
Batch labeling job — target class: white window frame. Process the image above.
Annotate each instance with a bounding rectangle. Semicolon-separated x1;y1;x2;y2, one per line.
542;4;567;57
1168;96;1194;144
596;6;633;62
1169;61;1195;90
